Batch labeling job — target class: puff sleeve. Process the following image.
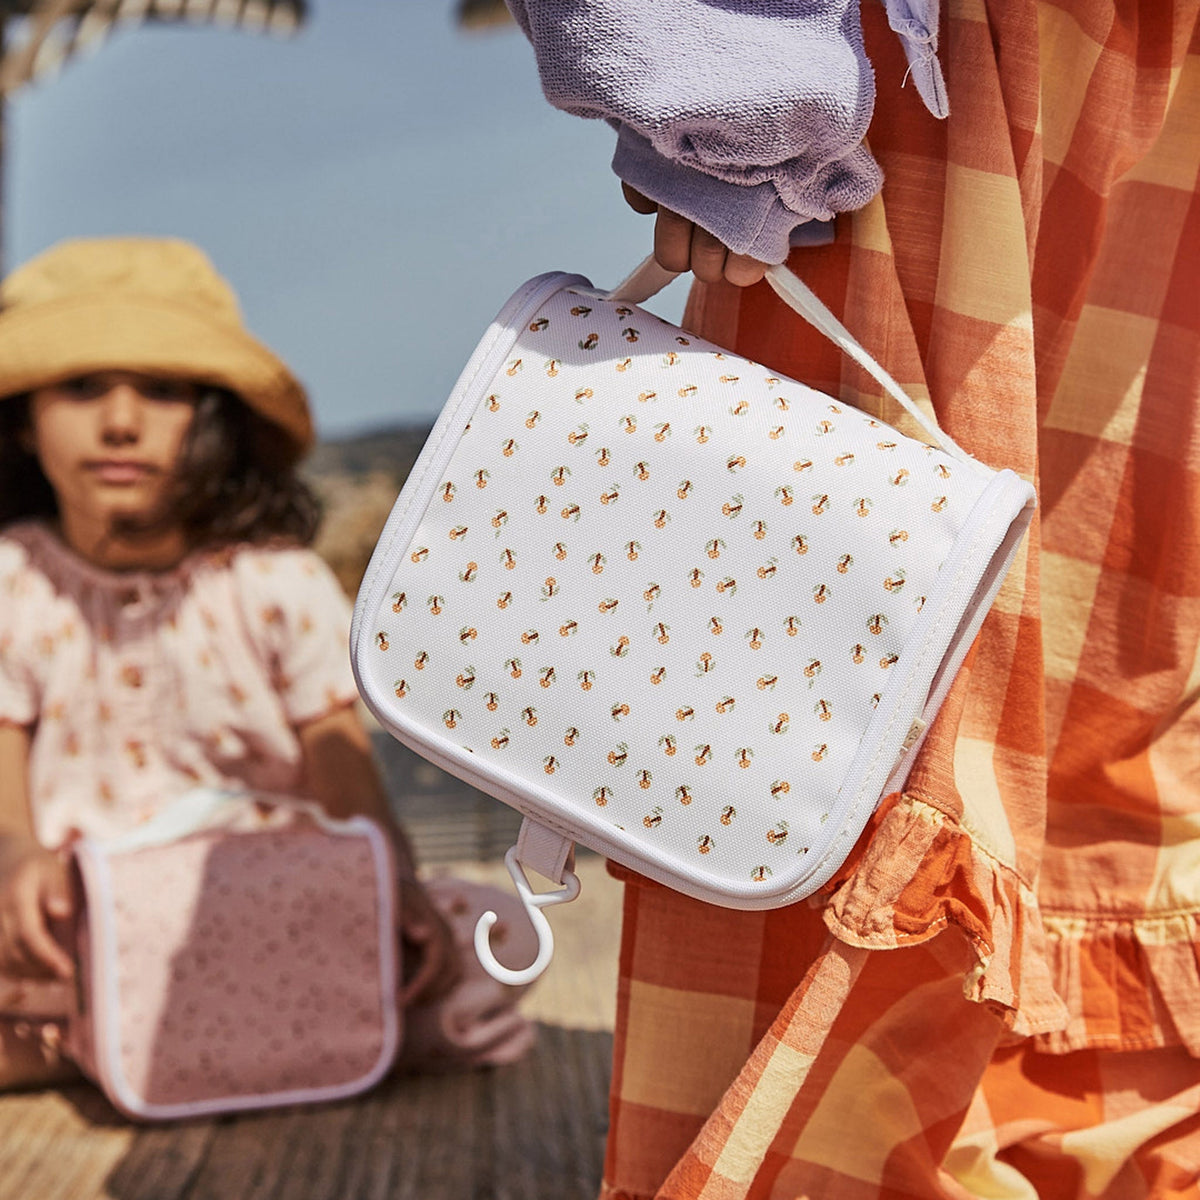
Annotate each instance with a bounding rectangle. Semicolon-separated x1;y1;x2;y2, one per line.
0;537;39;728
235;547;360;728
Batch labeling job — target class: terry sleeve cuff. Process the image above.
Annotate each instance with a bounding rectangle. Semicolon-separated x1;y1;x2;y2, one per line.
612;125;882;264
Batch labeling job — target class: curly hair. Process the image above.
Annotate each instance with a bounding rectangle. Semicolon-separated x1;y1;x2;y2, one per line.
0;388;321;548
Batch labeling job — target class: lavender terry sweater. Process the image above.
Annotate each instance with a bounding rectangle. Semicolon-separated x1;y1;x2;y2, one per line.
506;1;946;264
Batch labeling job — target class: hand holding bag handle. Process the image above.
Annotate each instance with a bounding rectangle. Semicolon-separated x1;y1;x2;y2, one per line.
606;255;978;466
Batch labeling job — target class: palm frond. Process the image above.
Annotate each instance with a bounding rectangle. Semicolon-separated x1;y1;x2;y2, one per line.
0;0;307;95
455;0;512;32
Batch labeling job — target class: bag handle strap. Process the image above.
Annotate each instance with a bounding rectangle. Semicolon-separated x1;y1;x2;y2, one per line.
606;256;975;467
89;787;377;853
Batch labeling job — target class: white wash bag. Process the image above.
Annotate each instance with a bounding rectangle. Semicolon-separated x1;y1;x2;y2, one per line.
352;259;1035;983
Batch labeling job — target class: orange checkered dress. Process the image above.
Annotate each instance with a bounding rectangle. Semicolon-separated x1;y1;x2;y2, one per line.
601;3;1200;1197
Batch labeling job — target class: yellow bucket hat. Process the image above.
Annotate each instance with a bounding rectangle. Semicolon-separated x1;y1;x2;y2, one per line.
0;237;313;455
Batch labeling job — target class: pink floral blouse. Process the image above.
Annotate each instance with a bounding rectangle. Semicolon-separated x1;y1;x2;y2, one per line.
0;522;359;848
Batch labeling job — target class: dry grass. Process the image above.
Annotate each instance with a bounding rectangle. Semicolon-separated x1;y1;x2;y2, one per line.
310;470;403;597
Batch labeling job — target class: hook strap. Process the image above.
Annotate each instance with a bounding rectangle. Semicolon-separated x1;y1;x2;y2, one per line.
474;847;581;986
515;818;575;885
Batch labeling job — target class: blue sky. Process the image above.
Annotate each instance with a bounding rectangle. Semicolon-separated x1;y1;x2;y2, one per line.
7;1;689;438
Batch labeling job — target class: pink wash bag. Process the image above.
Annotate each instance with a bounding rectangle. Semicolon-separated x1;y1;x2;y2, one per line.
64;790;401;1122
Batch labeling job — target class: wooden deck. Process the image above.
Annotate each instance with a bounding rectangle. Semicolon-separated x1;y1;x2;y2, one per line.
0;739;623;1200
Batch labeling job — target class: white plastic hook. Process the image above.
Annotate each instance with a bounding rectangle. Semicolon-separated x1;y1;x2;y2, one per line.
473;847;581;985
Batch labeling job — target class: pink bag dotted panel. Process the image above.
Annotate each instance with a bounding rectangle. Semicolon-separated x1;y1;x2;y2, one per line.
70;818;399;1119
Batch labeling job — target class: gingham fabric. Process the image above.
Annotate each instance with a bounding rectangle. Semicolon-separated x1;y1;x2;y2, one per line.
942;1041;1200;1199
599;2;1200;1197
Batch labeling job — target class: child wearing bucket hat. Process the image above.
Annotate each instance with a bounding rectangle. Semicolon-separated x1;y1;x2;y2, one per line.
0;238;534;1090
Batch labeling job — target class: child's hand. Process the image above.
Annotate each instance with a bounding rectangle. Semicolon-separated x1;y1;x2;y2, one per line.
397;876;462;1007
0;837;74;981
623;184;770;288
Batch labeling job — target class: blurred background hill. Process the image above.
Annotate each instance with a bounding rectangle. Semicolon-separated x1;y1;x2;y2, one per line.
305;421;432;596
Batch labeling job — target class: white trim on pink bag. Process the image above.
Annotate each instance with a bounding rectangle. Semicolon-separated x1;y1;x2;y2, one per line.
71;796;401;1121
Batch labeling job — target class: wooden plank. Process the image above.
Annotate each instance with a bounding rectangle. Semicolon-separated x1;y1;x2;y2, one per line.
100;1118;218;1200
174;1095;366;1200
383;1069;484;1200
260;1098;368;1200
487;1025;611;1200
0;1031;614;1200
165;1107;297;1200
320;1076;403;1200
0;1086;131;1200
564;1025;614;1189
